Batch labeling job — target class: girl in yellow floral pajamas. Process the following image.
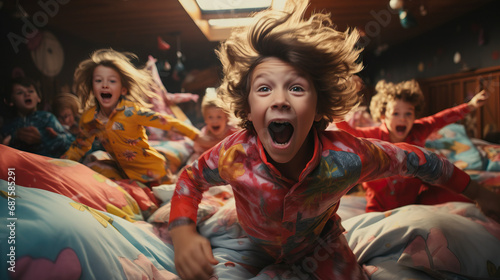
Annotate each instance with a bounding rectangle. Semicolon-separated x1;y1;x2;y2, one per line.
63;49;209;186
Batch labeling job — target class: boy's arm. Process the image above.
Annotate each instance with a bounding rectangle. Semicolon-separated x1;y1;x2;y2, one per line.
168;139;230;279
335;121;363;136
169;224;218;280
467;90;488;110
417;91;487;133
354;135;500;222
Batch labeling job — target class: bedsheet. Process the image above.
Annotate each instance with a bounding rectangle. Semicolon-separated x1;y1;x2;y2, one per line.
2;180;499;280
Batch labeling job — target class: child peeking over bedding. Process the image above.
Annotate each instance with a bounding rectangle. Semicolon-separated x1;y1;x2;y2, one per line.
1;77;74;158
167;1;500;279
186;88;240;165
62;49;211;186
335;80;489;212
51;92;82;136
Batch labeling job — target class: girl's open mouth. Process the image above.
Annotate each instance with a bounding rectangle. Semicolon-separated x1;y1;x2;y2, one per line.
268;121;294;145
101;93;112;99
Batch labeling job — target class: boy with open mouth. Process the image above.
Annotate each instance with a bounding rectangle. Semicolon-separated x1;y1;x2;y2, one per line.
167;1;500;279
1;77;74;158
336;79;489;212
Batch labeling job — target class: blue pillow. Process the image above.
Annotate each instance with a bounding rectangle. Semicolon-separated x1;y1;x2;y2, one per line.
425;124;484;170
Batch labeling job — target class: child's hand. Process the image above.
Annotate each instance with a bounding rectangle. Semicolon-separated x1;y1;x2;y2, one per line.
170;224;218;279
45;127;58;138
16;126;42;145
190;94;199;103
468;90;489;110
195;134;220;151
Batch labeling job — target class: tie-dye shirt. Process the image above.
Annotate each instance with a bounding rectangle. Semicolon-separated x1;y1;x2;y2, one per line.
63;98;199;183
169;129;469;262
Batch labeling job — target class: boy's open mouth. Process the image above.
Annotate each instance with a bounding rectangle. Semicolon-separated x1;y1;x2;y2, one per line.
396;125;407;133
24;98;33;105
268;121;294;144
101;93;112;99
211;125;221;132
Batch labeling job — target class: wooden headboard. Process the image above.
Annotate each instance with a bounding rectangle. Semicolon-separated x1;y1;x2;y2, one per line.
419;66;500;140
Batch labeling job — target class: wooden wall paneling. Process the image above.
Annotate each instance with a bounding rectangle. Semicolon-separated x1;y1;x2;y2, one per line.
420;66;500;140
426;83;449;115
479;74;500;138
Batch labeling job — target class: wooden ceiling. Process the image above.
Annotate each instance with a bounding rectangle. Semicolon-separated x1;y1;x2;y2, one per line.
12;0;495;66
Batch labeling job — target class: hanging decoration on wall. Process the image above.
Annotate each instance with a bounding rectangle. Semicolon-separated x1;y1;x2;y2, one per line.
29;30;65;77
172;33;187;81
155;35;172;78
399;10;417;29
389;0;404;10
389;0;418;29
157;36;171;51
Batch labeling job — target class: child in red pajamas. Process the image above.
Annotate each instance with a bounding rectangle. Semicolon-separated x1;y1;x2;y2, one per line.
336;79;488;212
168;2;500;279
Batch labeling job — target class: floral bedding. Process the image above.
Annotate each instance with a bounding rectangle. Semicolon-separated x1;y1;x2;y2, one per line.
1;175;499;279
1;123;500;279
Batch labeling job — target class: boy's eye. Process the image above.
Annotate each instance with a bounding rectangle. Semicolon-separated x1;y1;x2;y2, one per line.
290;85;304;92
257;86;270;92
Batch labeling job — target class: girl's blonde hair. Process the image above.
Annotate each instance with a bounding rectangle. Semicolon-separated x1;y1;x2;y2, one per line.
369;79;425;122
201;88;230;117
73;48;155;109
52;92;82;118
216;0;363;131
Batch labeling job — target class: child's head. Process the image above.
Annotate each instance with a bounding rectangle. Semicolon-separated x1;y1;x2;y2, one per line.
52;93;81;128
201;88;231;138
216;1;362;133
3;77;41;117
73;48;155;111
370;79;425;142
216;1;362;165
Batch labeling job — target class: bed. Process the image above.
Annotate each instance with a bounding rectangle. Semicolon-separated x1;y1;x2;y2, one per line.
2;63;500;279
1;118;500;280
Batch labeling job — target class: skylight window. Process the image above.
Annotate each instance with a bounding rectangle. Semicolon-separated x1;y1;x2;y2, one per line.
208;17;254;27
195;0;272;13
179;0;290;41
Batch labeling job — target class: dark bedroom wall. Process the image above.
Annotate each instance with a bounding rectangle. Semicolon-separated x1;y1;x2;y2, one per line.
0;9;102;111
364;1;500;85
0;8;219;113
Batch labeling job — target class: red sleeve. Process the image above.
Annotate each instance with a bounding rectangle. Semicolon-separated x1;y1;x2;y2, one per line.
414;103;470;135
335;121;381;138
